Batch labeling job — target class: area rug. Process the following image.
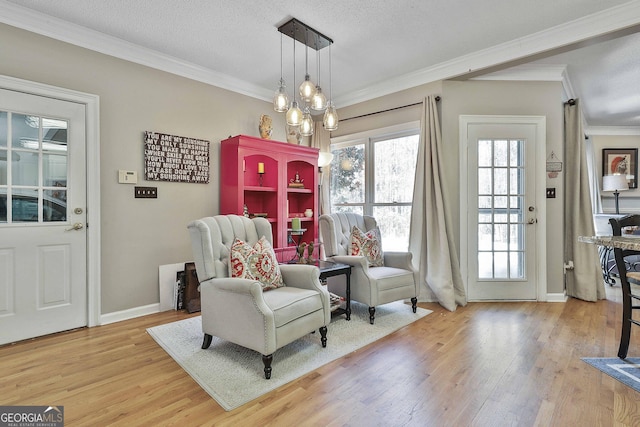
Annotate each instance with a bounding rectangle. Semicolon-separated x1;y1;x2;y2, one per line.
582;357;640;393
147;301;431;411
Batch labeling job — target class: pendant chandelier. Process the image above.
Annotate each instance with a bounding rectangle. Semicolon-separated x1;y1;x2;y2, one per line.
273;18;338;135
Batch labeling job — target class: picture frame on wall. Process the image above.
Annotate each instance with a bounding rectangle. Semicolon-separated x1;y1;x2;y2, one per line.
602;148;638;189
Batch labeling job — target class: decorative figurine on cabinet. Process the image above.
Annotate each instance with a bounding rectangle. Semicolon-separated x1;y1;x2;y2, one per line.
297;242;307;263
289;171;304;188
259;115;273;140
307;241;315;263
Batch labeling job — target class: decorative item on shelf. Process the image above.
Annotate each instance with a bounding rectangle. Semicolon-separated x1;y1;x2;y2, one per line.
286;124;302;145
259;115;273;140
274;18;338;131
603;174;629;214
304;208;313;217
258;162;265;186
251;212;268;218
296;242;307;263
289;171;304;188
243;204;249;217
291;217;302;230
306;241;315;263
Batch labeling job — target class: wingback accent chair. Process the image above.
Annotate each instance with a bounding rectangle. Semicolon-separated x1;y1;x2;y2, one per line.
187;215;330;379
319;212;418;324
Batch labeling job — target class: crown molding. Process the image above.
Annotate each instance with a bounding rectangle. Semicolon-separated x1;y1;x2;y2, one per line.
470;63;578;99
585;126;640;136
334;1;640;107
0;1;273;102
1;0;639;108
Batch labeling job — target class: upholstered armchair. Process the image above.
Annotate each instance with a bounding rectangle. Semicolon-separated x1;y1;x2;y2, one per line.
319;212;418;324
187;215;330;379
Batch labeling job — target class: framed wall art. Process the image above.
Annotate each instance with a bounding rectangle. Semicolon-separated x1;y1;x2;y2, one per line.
602;148;638;189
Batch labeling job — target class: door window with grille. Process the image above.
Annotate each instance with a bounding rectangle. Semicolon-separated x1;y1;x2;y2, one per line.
0;111;68;224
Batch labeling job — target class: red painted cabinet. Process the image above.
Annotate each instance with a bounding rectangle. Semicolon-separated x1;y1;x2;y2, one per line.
220;135;319;259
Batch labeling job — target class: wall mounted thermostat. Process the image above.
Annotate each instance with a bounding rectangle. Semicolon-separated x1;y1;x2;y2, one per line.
118;170;138;184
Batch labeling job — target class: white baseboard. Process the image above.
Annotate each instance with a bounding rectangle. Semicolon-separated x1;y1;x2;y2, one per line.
545;292;568;302
100;303;160;325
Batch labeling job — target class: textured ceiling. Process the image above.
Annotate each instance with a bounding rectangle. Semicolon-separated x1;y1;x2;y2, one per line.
2;0;640;129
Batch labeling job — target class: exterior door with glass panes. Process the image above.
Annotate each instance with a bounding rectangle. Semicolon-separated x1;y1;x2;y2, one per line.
467;122;537;300
0;88;87;345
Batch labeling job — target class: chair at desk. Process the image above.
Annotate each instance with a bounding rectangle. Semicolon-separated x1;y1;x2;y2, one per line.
609;215;640;358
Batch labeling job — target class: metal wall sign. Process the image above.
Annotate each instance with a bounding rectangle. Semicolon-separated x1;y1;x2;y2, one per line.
144;131;210;183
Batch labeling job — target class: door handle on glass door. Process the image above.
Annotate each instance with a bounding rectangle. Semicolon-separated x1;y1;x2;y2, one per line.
65;222;84;231
527;218;537;224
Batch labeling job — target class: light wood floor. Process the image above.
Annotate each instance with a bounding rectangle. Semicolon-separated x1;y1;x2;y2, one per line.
2;285;640;427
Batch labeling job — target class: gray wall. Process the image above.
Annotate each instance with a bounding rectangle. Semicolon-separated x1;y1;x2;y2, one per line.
441;80;564;295
0;23;287;314
1;22;569;314
335;79;565;296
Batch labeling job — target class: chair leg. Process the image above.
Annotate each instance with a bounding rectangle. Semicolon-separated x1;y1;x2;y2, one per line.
320;326;327;348
201;334;213;349
368;307;375;324
411;297;417;313
262;354;273;379
618;297;632;359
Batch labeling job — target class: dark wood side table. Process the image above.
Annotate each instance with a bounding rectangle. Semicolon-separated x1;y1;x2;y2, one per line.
317;260;351;320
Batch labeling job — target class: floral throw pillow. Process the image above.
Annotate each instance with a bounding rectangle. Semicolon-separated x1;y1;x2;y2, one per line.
350;226;384;267
230;236;284;291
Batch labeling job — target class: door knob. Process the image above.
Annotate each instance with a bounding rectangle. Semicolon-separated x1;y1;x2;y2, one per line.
527;218;537;224
65;222;84;231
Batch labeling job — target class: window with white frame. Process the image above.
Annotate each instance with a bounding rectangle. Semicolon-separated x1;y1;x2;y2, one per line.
329;123;420;251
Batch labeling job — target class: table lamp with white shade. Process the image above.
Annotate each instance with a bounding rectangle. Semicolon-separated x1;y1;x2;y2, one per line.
603;174;629;214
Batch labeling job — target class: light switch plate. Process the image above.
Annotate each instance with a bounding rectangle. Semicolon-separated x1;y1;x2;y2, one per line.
134;186;157;198
118;170;138;184
118;169;138;184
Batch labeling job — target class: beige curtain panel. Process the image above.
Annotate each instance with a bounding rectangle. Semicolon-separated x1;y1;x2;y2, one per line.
564;99;605;301
409;96;466;311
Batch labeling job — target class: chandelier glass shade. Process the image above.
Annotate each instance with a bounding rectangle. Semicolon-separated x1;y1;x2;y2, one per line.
286;100;303;126
275;18;338;132
273;34;289;112
311;86;327;111
300;107;314;136
323;101;338;131
273;79;289;112
299;74;316;103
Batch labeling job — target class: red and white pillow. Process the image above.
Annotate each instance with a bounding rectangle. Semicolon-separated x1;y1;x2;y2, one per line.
230;236;284;291
350;226;383;267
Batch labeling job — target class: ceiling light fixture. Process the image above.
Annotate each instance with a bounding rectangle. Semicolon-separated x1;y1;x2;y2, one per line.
273;33;289;113
285;28;303;127
276;18;338;132
323;44;339;131
299;29;317;103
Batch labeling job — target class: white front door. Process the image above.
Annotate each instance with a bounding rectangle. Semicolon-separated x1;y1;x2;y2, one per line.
0;88;87;344
461;116;546;301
